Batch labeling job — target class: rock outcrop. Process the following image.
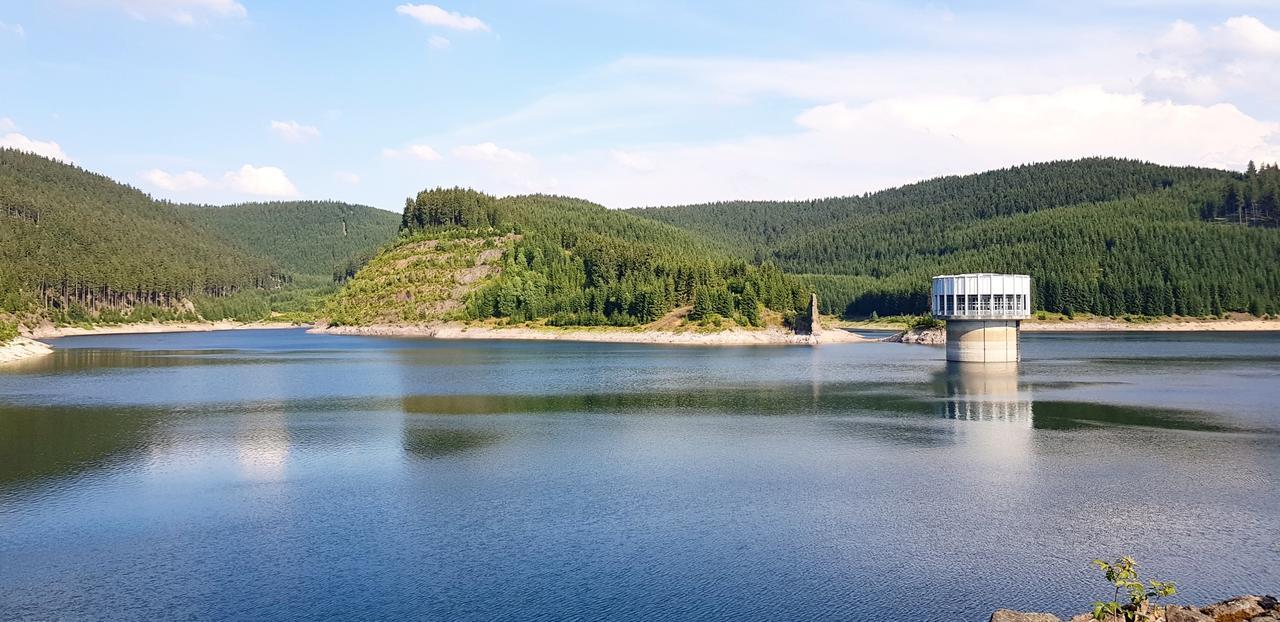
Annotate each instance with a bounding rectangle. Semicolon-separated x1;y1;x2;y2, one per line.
882;326;946;345
807;293;822;336
991;595;1279;622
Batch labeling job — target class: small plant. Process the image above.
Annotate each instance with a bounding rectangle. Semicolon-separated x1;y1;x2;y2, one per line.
1090;557;1176;622
0;320;18;345
905;315;942;330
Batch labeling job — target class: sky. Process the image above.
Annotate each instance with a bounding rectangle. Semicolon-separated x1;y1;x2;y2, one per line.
3;1;1280;210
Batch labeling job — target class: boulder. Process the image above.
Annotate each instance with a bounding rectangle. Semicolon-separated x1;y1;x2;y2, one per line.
990;610;1062;622
1203;596;1266;622
1167;605;1215;622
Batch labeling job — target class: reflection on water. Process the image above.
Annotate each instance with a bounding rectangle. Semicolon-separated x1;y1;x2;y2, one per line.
402;425;502;460
0;329;1277;622
0;404;160;491
937;362;1033;424
235;406;291;481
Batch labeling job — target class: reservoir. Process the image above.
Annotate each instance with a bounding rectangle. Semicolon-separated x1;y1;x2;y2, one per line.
1;329;1277;621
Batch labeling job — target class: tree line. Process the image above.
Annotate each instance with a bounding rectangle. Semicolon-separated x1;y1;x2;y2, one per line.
632;158;1280;317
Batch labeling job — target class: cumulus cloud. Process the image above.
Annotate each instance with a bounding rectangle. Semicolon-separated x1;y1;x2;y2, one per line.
382;144;443;161
452;142;532;164
334;171;361;185
524;86;1280;208
142;169;211;192
93;0;247;24
428;35;451;49
269;120;320;143
1;132;71;162
223;164;299;197
1143;15;1280;105
396;4;490;32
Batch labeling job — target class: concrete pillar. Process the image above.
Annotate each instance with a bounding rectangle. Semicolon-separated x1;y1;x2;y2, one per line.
944;319;1020;363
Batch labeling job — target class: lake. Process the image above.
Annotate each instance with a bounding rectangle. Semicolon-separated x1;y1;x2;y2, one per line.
1;329;1277;621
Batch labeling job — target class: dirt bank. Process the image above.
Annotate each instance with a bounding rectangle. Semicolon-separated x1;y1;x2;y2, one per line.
312;322;869;346
0;336;54;365
26;320;305;339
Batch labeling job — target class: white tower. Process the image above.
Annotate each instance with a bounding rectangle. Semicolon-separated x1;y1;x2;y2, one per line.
931;274;1032;363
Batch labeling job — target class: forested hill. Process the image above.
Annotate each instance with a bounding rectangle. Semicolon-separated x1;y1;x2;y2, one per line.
0;149;283;321
324;188;808;329
183;201;400;279
628;158;1280;317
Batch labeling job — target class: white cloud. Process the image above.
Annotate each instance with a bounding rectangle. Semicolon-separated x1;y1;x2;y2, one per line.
142;169;210;192
452;142;532;164
609;150;656;172
428;35;451;49
1143;15;1280;106
0;117;15;131
335;171;361;185
0;132;71;162
0;21;24;38
93;0;247;24
523;86;1280;208
269;120;320;143
223;164;299;197
395;4;490;32
382;144;443;161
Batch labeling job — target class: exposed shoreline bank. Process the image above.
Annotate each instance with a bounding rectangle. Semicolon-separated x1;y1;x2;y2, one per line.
0;336;55;365
24;320;305;340
312;322;869;346
842;316;1280;333
1020;318;1280;332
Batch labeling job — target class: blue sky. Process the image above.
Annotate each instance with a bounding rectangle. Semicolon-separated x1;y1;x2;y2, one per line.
3;1;1280;210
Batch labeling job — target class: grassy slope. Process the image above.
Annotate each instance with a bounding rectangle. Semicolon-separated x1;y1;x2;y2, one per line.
322;231;516;326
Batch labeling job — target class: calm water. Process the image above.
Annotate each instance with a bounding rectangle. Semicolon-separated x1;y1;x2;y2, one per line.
1;329;1278;621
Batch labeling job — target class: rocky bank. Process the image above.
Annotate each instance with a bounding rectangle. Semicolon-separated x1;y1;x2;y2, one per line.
0;336;53;365
992;594;1279;622
882;326;946;345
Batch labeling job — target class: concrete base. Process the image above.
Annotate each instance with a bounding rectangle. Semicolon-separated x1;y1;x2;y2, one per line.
945;319;1020;363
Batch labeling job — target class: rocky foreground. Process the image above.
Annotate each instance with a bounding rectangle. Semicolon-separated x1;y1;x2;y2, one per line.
992;595;1279;622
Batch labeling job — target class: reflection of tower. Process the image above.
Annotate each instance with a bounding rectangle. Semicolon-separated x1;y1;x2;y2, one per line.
936;361;1036;490
938;362;1033;426
931;273;1031;362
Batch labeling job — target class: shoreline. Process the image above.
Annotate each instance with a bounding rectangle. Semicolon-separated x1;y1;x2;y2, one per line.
312;323;869;346
840;317;1280;333
1020;318;1280;332
0;336;55;365
24;320;306;340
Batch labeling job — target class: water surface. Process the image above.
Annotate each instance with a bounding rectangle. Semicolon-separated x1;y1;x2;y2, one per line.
2;329;1277;621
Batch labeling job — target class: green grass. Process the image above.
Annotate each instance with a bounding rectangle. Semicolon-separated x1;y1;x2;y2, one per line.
322;231;514;326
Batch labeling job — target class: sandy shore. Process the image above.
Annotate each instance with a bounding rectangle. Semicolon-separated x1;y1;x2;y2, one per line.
1021;318;1280;332
0;336;55;365
313;323;869;346
25;320;305;339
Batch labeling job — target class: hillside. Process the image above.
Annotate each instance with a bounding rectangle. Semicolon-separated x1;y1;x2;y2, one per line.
182;201;399;279
630;158;1280;316
0;149;284;324
323;189;809;329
